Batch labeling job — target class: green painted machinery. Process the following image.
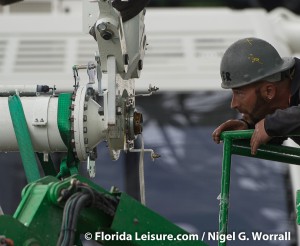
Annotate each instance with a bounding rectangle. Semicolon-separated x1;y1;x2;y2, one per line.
3;92;300;246
0;93;207;245
0;175;207;246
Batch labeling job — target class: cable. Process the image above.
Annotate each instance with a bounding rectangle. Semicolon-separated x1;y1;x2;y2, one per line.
139;134;146;205
57;181;118;246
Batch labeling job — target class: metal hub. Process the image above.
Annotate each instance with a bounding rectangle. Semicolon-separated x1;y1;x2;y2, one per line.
133;111;143;135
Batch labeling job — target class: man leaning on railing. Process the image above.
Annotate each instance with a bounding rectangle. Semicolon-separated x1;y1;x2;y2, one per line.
212;37;300;154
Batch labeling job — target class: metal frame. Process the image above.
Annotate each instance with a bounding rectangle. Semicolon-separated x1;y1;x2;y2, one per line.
218;130;300;246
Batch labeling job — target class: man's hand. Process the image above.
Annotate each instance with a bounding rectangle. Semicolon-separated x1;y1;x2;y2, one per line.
212;119;249;144
250;119;271;155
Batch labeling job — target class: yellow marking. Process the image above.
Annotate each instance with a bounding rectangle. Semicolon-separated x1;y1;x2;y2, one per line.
246;38;253;45
248;54;263;64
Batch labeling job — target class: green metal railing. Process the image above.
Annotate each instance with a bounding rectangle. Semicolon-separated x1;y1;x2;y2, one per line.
218;130;300;246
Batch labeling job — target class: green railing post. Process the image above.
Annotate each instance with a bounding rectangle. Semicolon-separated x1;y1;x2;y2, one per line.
218;137;232;246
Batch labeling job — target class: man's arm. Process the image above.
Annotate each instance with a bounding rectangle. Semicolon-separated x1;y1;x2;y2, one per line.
251;106;300;155
265;106;300;136
212;119;249;144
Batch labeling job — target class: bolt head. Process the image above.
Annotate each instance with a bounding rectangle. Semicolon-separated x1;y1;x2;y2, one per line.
97;23;107;32
124;54;129;65
102;31;113;40
138;60;143;70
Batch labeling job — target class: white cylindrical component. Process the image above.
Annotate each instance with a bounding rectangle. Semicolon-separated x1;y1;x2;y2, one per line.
0;85;37;94
0;88;108;161
0;96;66;152
73;86;107;161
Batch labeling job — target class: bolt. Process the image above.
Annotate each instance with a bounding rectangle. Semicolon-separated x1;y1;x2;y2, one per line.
84;138;88;144
133;112;143;135
151;152;161;159
35;118;38;122
40;118;44;122
70;178;77;186
95;55;101;63
97;23;107;32
83;127;87;133
102;31;113;40
90;149;97;160
87;87;94;96
124;54;129;65
98;108;104;116
71;95;76;101
70;104;75;110
116;106;122;115
85;95;89;102
110;186;119;193
69;116;74;122
83;115;87;122
127;98;133;106
84;104;88;111
138;59;143;70
97;23;113;40
60;188;68;196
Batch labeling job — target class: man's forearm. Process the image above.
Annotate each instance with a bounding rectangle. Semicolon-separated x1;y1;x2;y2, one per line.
265;106;300;136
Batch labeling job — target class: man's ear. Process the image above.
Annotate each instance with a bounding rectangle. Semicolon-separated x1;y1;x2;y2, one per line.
261;83;276;101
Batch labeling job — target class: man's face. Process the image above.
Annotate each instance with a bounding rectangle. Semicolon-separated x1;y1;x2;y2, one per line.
231;82;270;124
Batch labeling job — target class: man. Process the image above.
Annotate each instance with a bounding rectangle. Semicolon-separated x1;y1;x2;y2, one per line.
212;37;300;154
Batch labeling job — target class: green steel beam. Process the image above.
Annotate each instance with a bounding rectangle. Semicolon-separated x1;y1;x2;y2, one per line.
8;95;41;183
110;192;206;246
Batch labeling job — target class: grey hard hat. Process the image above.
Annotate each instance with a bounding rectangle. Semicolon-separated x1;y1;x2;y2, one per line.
220;37;295;89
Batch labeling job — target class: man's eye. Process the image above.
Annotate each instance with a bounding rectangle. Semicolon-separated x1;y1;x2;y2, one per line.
235;91;243;95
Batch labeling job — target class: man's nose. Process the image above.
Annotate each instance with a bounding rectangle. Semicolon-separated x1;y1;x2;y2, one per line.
231;95;239;109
